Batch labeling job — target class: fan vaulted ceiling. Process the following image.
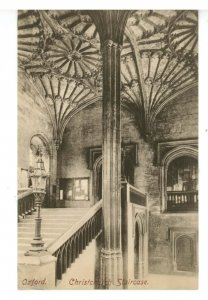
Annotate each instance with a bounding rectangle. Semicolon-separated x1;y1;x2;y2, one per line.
18;10;198;143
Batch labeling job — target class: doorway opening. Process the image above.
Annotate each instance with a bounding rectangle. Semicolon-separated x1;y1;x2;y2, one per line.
176;235;194;272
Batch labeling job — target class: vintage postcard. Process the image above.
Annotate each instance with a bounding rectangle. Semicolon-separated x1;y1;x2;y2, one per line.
17;9;198;290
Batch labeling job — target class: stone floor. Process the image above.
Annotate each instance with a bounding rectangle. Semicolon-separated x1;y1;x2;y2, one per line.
56;239;198;290
18;208;198;290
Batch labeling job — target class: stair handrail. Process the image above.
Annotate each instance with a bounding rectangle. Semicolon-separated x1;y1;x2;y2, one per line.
47;200;103;254
18;188;35;221
18;188;33;200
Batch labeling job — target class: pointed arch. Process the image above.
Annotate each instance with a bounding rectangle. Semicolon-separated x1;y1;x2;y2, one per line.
160;145;198;212
92;155;102;204
134;213;146;279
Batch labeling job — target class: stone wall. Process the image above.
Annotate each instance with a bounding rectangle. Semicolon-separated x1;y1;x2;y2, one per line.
148;212;198;274
59;101;103;179
149;86;198;274
153;86;198;141
60;86;198;274
60;87;198;205
18;71;53;188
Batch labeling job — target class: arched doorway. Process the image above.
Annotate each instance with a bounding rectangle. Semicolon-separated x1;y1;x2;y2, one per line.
134;222;140;279
134;216;145;279
92;156;102;203
176;235;194;272
97;163;102;201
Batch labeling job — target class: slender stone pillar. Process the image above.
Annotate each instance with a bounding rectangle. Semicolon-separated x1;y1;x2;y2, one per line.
49;141;58;207
100;40;123;288
54;140;61;205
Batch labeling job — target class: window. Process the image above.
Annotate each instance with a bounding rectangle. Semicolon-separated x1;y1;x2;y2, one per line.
159;143;198;213
60;178;89;201
166;156;198;212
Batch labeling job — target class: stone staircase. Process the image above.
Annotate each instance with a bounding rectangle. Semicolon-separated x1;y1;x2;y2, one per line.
18;208;89;259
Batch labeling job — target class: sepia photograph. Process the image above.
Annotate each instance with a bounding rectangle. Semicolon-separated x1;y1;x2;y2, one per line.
17;9;198;290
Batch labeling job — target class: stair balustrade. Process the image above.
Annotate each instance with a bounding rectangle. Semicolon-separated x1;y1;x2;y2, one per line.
18;189;35;221
47;200;103;282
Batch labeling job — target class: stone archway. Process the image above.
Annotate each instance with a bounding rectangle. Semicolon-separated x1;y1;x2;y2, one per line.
134;222;140;278
169;227;198;273
176;235;194;272
160;145;198;212
134;214;146;279
92;156;102;204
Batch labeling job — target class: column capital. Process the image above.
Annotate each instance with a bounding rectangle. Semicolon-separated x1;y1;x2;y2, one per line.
87;10;131;46
49;140;60;157
53;139;61;151
103;39;123;50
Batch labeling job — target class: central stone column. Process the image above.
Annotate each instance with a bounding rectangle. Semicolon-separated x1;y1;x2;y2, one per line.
100;39;123;289
88;10;130;289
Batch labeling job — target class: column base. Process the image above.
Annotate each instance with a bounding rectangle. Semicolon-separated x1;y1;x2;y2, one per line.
25;247;47;256
25;237;45;254
100;248;123;289
18;251;57;289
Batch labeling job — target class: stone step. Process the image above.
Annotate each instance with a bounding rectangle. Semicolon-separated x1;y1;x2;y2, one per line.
18;243;50;251
18;227;69;233
19;213;84;218
41;209;88;214
18;207;90;258
38;216;85;221
20;209;88;217
18;232;61;238
29;215;84;219
18;223;73;228
18;236;54;241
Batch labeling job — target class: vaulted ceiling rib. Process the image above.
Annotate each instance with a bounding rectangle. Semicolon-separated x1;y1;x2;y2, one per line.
121;10;198;136
18;10;198;143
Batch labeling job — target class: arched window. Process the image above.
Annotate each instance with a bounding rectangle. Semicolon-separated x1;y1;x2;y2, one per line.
30;134;50;174
161;146;198;212
167;156;198;211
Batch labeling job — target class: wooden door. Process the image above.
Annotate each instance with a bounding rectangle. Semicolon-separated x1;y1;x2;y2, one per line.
176;235;194;272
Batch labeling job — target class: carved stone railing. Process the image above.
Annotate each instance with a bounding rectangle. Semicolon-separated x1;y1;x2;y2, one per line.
47;200;103;282
129;185;147;207
18;188;35;221
121;182;147;207
167;191;198;212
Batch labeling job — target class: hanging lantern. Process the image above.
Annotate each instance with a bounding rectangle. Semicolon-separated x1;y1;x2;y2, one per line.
26;154;48;255
30;157;47;195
